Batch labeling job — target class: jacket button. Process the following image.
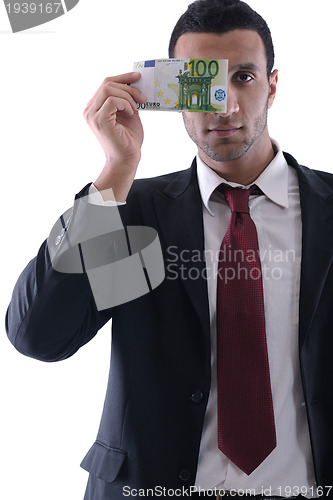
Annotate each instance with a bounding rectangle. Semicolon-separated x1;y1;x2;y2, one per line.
190;390;204;403
178;469;191;482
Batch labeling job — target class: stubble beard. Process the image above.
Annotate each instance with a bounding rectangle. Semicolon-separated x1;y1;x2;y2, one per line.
183;99;269;163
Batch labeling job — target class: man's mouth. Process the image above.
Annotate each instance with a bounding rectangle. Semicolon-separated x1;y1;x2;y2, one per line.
208;126;241;137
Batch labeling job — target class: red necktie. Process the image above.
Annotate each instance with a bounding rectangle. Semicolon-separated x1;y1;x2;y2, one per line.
216;185;276;475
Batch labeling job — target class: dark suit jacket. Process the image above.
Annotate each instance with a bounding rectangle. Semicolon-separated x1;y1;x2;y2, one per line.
6;153;333;498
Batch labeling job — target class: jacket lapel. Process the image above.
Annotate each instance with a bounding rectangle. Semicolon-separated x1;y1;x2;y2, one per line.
152;159;211;354
152;153;333;357
285;153;333;350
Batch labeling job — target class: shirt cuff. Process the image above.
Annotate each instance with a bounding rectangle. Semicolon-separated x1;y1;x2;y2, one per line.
87;183;126;206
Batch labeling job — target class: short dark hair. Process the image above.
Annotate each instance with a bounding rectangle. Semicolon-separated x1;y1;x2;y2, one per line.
168;0;274;79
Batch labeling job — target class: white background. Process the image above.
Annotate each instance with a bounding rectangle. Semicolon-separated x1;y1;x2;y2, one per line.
1;1;332;498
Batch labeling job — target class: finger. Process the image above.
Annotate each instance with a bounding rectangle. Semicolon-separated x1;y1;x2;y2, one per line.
92;72;141;96
95;96;135;126
86;73;145;108
106;72;142;85
85;80;146;117
85;87;142;124
95;85;138;113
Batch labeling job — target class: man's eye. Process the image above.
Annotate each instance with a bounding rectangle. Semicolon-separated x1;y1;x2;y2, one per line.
236;74;253;82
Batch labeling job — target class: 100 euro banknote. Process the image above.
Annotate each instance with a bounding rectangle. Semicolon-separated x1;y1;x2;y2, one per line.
132;58;228;113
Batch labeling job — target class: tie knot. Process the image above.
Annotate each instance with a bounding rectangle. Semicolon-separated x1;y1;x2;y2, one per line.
221;184;261;213
221;185;248;213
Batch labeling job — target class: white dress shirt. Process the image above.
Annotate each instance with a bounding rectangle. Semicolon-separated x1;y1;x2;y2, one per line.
88;141;317;497
194;141;317;497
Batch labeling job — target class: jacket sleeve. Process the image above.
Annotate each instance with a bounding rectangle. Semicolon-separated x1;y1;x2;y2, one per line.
5;184;165;362
5;185;122;362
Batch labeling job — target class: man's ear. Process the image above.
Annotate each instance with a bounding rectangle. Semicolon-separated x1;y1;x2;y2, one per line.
268;69;279;109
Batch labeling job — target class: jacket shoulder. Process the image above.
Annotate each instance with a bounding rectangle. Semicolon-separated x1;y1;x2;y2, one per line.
311;169;333;187
127;161;197;203
283;151;333;196
130;168;189;194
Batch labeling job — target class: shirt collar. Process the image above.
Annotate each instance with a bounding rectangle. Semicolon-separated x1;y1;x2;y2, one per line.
196;139;289;216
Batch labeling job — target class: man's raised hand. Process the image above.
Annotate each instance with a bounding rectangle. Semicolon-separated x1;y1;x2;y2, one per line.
84;73;147;201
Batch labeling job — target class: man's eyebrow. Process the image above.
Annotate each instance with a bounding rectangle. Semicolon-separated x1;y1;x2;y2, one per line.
229;63;261;73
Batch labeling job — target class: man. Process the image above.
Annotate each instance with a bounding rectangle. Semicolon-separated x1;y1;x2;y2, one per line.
6;0;333;498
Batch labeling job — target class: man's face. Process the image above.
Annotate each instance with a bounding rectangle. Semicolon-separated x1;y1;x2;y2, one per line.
174;30;278;166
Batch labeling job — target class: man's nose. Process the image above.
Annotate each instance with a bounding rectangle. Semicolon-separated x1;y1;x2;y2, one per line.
217;86;239;117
